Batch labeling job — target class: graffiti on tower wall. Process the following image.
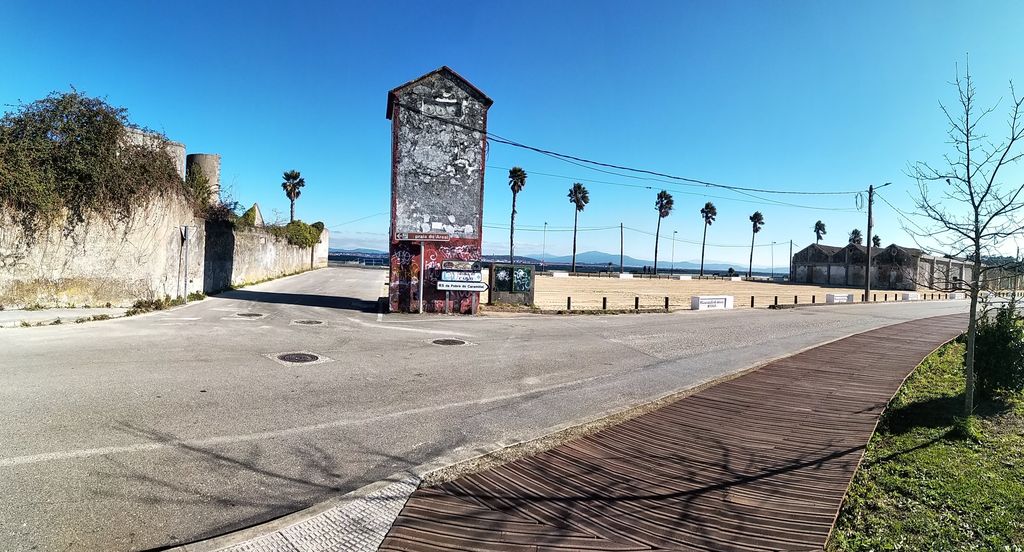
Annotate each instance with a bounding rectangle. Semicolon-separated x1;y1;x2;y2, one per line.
387;67;492;313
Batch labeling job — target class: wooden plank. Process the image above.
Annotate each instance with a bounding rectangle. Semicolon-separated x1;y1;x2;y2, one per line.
378;314;966;551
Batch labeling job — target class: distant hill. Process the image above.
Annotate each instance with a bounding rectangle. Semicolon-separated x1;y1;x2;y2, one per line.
527;250;761;271
329;248;785;273
330;248;387;255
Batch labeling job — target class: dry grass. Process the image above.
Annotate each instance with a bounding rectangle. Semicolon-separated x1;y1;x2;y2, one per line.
490;273;896;311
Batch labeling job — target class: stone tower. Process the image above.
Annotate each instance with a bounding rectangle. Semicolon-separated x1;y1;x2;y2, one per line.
185;153;221;205
386;67;493;314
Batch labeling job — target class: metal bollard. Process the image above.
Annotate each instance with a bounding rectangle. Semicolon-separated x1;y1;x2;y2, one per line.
812;295;816;304
794;295;798;304
774;296;778;306
602;297;607;310
750;296;755;308
635;296;640;310
664;297;669;311
567;297;572;310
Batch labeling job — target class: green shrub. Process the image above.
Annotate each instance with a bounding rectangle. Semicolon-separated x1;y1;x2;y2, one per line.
0;90;192;236
268;220;323;248
237;205;259;228
973;301;1024;398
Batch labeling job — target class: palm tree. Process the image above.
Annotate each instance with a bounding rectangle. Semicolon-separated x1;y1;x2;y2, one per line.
849;228;863;245
653;190;674;274
281;170;305;222
747;211;765;278
507;166;527;265
567;183;590;272
872;234;881;248
814;220;827;244
699;202;717;276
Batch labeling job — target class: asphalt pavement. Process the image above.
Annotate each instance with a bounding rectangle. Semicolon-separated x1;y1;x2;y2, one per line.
0;266;969;551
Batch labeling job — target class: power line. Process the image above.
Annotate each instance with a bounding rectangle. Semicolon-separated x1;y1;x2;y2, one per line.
395;101;866;198
327;211;387;228
874;192;931;235
622;225;778;248
486;165;861;213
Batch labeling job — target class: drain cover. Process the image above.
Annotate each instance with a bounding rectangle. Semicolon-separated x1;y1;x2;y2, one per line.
236;313;264;318
265;351;334;366
432;338;467;346
293;320;324;325
277;353;320;363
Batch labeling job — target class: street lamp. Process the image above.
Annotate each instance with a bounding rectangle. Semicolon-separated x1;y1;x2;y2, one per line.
672;230;677;275
541;222;548;269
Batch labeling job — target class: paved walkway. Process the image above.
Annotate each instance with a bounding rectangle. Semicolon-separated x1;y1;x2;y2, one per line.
0;306;126;327
378;314;966;551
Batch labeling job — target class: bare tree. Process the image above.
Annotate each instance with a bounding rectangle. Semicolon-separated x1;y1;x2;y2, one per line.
909;62;1024;415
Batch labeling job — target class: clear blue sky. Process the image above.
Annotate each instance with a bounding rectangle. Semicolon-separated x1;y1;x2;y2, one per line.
3;1;1022;268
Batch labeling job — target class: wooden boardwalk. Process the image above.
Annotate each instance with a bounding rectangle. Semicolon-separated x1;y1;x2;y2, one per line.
378;314;966;551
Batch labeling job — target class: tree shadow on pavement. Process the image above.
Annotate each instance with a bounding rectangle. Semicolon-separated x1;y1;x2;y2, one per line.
216;289;382;313
94;421;468;552
379;431;865;552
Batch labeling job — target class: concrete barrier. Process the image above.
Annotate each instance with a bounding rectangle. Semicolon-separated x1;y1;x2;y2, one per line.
950;292;966;299
672;275;692;280
618;273;634;279
691;295;734;310
901;292;921;301
729;276;742;281
826;293;856;304
551;271;570;278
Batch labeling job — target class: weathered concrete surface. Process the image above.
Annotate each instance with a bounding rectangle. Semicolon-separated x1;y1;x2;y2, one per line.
1;196;328;307
0;266;970;552
0;195;205;308
204;225;329;292
388;67;491;314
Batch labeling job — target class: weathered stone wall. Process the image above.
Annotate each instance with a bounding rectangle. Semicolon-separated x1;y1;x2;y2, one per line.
388;68;490;314
0;197;329;307
203;225;328;293
0;195;205;308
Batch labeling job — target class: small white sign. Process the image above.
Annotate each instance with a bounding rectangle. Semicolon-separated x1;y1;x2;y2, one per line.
691;295;734;310
551;271;570;278
826;293;856;304
618;273;634;279
437;281;488;292
442;270;483;282
901;292;921;301
672;275;692;280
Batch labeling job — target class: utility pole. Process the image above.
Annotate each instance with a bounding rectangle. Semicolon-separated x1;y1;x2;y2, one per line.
542;222;547;270
789;240;793;281
864;182;891;301
620;223;624;274
671;230;677;275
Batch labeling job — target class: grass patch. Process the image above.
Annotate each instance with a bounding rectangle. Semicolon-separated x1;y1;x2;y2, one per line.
828;341;1024;551
125;292;204;316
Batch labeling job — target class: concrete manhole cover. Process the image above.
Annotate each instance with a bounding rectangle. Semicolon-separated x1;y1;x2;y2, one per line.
292;319;324;326
265;351;334;366
432;338;468;346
